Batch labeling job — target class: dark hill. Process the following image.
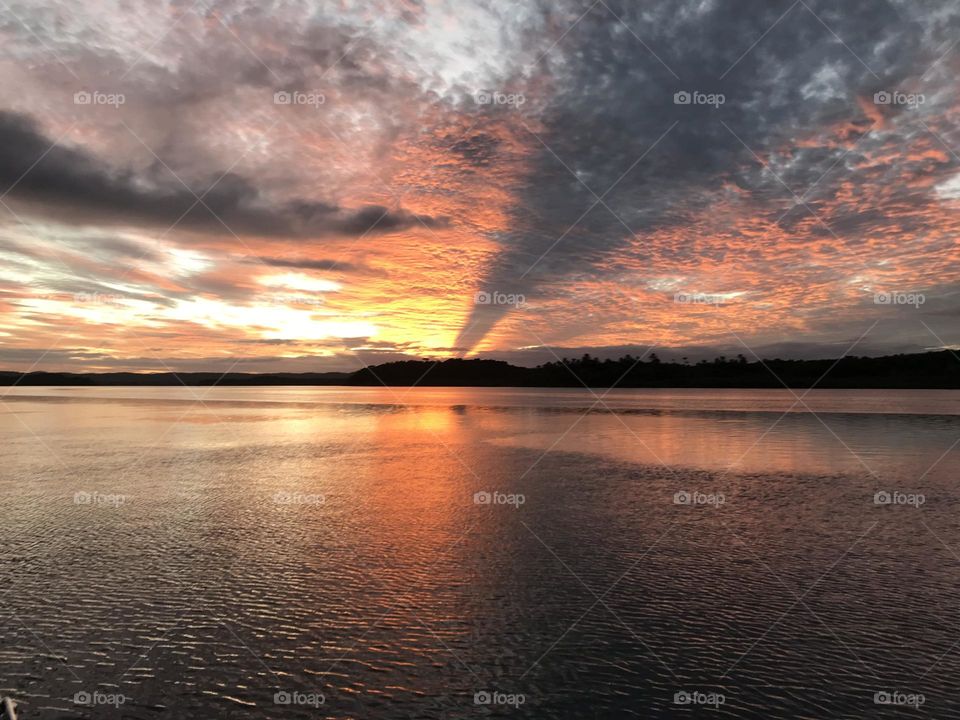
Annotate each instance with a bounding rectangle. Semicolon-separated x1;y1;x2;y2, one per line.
0;350;956;388
348;351;959;389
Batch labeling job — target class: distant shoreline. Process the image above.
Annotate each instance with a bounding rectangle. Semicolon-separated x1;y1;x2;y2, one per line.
2;349;957;389
3;383;958;390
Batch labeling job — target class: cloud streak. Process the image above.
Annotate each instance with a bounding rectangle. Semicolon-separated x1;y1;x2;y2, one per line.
0;112;445;238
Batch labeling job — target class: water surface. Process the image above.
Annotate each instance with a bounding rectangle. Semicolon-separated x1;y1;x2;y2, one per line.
1;387;959;718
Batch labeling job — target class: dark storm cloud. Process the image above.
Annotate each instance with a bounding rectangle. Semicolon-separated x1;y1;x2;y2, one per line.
0;112;445;238
333;204;446;235
457;0;960;350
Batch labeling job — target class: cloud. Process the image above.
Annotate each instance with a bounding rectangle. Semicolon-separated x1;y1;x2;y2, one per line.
0;111;446;238
253;256;365;273
449;133;502;167
456;0;960;351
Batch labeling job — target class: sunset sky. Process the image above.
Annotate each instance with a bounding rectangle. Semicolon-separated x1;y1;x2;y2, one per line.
1;0;958;372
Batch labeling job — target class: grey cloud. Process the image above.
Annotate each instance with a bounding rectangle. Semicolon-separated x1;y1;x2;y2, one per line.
75;235;163;261
250;256;388;277
254;256;361;273
457;0;960;350
0;111;446;239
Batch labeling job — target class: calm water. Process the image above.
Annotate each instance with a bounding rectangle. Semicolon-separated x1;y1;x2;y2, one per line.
1;386;959;718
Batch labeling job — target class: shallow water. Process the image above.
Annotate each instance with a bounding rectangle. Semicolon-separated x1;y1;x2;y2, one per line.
1;387;958;718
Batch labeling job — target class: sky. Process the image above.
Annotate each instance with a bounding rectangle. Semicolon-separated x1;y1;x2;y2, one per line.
0;0;958;373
